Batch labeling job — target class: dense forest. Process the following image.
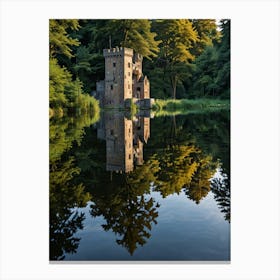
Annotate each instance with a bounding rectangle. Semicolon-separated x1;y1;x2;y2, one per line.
49;19;230;114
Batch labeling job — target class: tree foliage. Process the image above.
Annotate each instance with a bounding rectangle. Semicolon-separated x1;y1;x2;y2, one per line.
49;19;99;114
152;19;198;98
189;20;230;99
93;19;160;59
190;19;220;56
49;19;80;59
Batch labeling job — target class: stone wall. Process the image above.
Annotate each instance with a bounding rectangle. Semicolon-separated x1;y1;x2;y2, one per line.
103;47;133;107
101;47;151;108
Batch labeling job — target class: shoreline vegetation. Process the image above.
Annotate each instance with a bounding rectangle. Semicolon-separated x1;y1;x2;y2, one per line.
49;97;229;119
102;98;230;112
152;98;229;116
49;97;100;119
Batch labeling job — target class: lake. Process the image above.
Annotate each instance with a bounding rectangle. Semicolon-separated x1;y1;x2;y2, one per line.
49;109;230;261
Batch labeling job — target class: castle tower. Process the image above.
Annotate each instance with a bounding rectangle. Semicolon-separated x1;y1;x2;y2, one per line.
103;47;133;107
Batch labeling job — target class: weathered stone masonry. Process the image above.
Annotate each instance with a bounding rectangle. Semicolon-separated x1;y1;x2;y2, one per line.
96;47;153;108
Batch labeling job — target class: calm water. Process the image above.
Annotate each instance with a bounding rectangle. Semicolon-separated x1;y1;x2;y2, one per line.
49;110;230;261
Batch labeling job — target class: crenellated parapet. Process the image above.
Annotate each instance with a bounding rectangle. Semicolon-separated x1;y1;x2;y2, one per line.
103;47;133;57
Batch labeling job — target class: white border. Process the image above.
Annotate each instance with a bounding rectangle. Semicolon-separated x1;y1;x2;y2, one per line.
1;0;279;279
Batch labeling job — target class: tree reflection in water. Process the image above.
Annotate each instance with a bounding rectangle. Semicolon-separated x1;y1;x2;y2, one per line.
49;115;97;260
211;168;230;222
90;179;159;255
49;110;230;259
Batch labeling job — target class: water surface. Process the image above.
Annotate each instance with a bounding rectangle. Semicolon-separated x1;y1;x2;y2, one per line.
49;110;230;261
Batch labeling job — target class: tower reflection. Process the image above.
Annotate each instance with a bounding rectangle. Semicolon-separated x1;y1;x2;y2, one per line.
97;111;151;173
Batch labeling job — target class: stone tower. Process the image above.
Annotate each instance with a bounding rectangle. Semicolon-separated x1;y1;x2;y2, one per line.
103;47;133;107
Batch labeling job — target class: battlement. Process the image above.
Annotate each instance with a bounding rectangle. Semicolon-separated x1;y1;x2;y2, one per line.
103;47;133;57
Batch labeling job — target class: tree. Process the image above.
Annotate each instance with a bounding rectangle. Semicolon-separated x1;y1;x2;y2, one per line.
49;58;70;108
49;20;100;113
190;46;220;97
49;58;86;109
189;19;230;99
191;19;220;56
94;19;160;59
152;19;198;99
216;19;230;98
49;19;80;59
73;46;105;93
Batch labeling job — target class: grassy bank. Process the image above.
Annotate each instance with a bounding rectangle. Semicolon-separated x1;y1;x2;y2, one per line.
50;95;100;119
152;98;230;115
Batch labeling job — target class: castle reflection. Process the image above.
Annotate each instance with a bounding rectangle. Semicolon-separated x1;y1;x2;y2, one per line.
97;111;151;173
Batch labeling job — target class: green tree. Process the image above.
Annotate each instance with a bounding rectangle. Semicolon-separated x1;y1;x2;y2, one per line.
190;19;220;56
49;58;70;108
152;19;198;99
49;57;99;113
49;58;87;110
49;19;100;114
49;19;80;59
94;19;160;59
189;19;230;99
216;19;230;98
190;46;220;97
